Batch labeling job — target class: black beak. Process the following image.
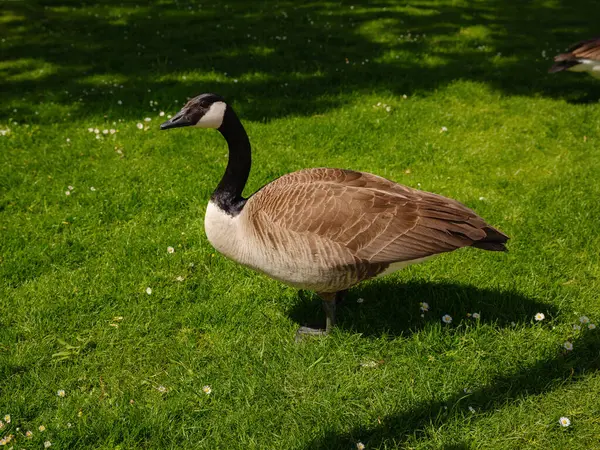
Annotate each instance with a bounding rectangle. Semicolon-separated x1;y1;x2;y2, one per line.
160;112;194;130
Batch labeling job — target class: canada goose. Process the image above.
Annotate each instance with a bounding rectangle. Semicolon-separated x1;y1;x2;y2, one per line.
160;93;508;337
549;37;600;77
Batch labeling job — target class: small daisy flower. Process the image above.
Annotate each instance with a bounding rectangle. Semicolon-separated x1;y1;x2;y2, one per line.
419;302;429;312
146;287;152;295
87;127;94;132
579;316;590;324
563;342;573;351
67;422;72;428
57;389;66;397
144;117;151;122
157;385;168;393
66;138;71;143
65;190;71;196
356;297;364;304
90;186;96;191
26;430;33;438
39;425;46;432
440;126;448;132
3;415;9;423
589;323;596;330
356;443;365;450
442;314;452;324
534;312;545;321
167;246;175;254
176;276;184;282
94;128;99;134
137;123;143;129
68;185;74;190
44;440;52;448
109;129;116;134
159;111;165;117
559;416;571;427
202;385;212;395
102;129;109;134
472;312;480;319
117;100;122;105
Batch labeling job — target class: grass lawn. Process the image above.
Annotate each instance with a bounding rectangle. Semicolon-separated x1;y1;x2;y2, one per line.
2;0;600;448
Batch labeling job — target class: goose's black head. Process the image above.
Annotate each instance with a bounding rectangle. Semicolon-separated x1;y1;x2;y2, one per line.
160;93;227;130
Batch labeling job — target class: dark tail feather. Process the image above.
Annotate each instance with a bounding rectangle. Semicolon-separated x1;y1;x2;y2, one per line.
472;226;509;252
549;59;579;73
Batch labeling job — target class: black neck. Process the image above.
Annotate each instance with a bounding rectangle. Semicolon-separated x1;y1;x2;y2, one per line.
211;106;251;215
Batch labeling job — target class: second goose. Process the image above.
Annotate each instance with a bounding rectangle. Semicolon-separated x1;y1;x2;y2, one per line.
161;93;509;337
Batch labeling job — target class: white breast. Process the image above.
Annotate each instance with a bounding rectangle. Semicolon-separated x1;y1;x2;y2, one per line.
204;201;245;261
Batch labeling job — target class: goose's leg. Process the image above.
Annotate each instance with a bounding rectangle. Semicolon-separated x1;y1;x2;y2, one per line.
295;292;338;341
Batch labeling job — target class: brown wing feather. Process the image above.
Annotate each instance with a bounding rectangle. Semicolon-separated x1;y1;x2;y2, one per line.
246;168;507;266
552;38;600;63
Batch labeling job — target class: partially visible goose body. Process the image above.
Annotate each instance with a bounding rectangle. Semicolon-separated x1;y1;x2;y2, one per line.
549;37;600;77
161;93;508;337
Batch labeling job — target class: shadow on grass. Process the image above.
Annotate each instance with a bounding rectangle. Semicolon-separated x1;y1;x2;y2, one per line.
302;330;600;449
289;279;555;337
3;0;600;123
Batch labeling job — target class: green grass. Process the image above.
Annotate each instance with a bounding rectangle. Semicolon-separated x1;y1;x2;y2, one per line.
2;0;600;448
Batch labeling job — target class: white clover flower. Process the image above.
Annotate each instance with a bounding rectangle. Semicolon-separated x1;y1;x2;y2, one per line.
579;316;590;324
88;127;94;132
65;190;71;196
94;128;99;134
167;246;175;254
137;123;143;129
68;185;74;190
90;186;96;191
176;276;184;282
66;138;71;143
559;416;571;427
159;111;165;117
57;389;66;397
442;314;452;324
440;126;448;132
589;323;596;330
144;117;151;122
472;312;480;319
534;313;545;321
202;385;212;395
146;287;152;295
102;129;109;134
157;385;167;393
44;440;52;448
109;129;116;134
360;361;377;368
117;100;122;105
563;342;573;351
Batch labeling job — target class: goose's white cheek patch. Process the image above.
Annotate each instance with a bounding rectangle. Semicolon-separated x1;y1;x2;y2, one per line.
196;101;227;128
